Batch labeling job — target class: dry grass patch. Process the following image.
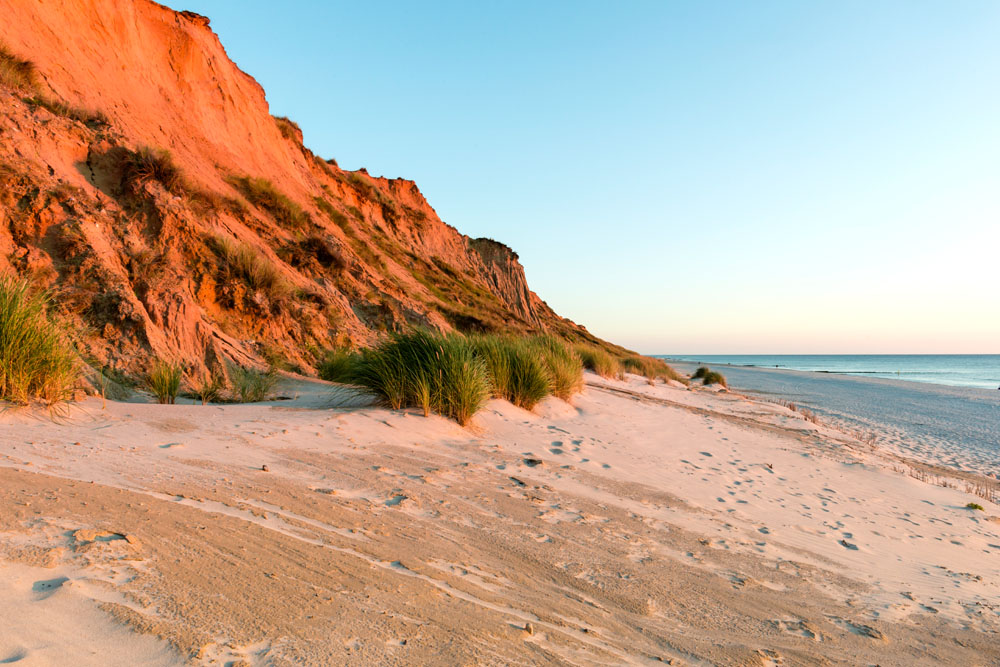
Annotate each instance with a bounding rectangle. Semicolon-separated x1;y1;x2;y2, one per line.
23;95;108;128
0;42;38;91
227;175;311;229
120;147;184;195
209;236;292;308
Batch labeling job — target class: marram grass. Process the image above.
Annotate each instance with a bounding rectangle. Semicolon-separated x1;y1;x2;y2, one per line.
229;364;279;403
576;345;622;380
351;330;490;426
329;331;585;424
471;335;551;410
148;359;182;404
0;276;79;404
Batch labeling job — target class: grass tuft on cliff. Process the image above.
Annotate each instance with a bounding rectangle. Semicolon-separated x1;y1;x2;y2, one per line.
0;42;38;91
0;276;79;404
273;115;302;143
227;175;311;229
209;236;292;307
23;95;108;128
121;146;184;194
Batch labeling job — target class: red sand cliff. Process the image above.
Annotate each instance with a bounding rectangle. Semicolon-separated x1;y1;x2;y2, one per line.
0;0;609;376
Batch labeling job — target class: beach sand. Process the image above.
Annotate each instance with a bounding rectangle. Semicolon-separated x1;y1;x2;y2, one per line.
1;373;998;665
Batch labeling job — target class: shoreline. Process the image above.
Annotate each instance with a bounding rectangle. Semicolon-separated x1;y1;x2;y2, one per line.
1;372;998;664
667;360;1000;481
662;356;1000;392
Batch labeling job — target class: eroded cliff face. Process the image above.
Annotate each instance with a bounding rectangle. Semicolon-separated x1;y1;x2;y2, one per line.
0;0;602;376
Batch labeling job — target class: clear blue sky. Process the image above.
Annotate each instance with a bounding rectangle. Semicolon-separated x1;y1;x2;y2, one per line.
167;1;1000;354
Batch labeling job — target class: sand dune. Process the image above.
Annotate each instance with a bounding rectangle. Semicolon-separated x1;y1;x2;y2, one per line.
1;373;998;665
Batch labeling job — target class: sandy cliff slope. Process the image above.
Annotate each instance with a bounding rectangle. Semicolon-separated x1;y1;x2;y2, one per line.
0;0;605;378
1;375;998;665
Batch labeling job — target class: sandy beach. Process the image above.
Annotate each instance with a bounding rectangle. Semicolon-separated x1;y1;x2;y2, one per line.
2;373;998;665
669;360;1000;477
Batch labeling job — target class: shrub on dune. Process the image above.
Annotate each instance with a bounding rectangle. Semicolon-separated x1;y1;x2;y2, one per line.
0;276;79;404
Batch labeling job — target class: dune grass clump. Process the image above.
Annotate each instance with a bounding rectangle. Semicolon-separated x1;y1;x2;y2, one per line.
622;355;687;385
470;335;551;410
965;503;985;511
576;345;622;380
0;276;79;404
693;366;727;387
318;348;360;384
148;359;182;404
351;330;489;425
195;372;226;404
227;175;310;229
657;362;688;385
229;364;279;403
121;146;184;194
0;42;38;91
527;335;584;400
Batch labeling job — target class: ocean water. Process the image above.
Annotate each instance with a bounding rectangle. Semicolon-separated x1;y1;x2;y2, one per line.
662;358;1000;476
663;355;1000;390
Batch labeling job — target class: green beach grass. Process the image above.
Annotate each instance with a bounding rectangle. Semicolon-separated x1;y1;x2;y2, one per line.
323;331;585;424
0;276;79;404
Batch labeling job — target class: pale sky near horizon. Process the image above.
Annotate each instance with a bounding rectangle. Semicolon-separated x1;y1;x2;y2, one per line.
167;1;999;354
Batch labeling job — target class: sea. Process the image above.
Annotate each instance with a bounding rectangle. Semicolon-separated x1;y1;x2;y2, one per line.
659;355;1000;476
662;355;1000;391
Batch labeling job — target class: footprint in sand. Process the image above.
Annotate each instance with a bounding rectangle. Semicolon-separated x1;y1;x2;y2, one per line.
0;649;28;664
32;577;69;600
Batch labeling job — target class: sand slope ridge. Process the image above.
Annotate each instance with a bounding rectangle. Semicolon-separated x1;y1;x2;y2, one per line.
1;373;998;665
